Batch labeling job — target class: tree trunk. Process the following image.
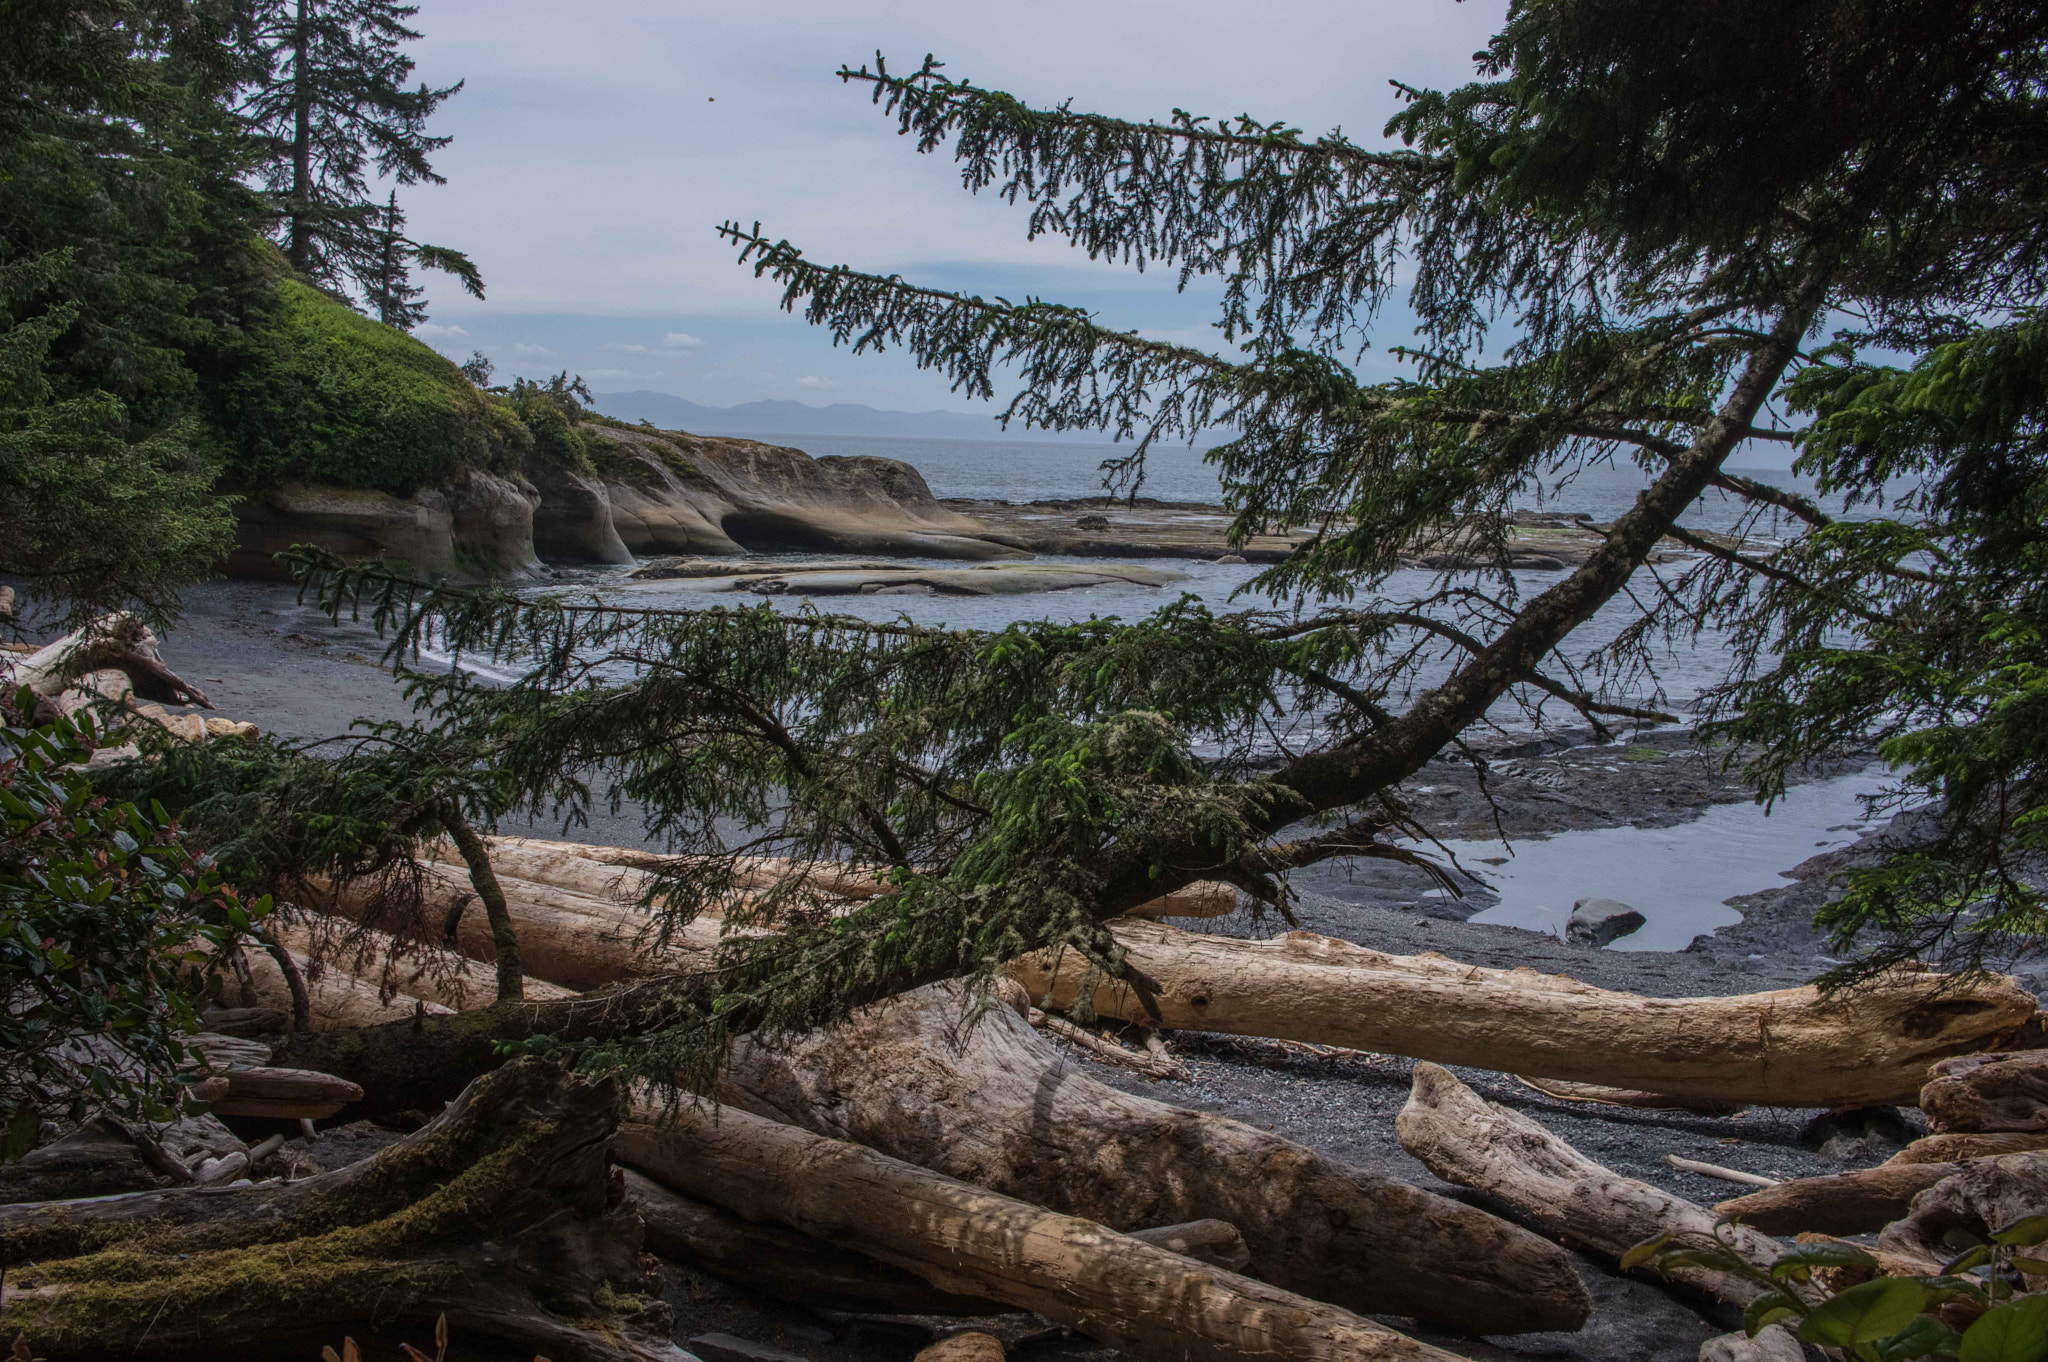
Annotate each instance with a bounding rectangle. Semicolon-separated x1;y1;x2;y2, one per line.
614;1098;1476;1362
288;0;313;274
1711;1162;1973;1236
1921;1049;2048;1133
207;1065;363;1120
1014;919;2033;1107
718;980;1588;1336
440;805;525;1000
0;1118;189;1205
0;1059;688;1362
1396;1062;1790;1310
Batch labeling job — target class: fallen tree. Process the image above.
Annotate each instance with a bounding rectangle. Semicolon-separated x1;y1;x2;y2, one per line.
0;1058;689;1362
615;1095;1478;1362
1878;1151;2048;1277
1015;920;2034;1107
273;914;575;1010
1920;1049;2048;1132
719;980;1590;1335
1712;1162;1973;1236
1396;1062;1788;1309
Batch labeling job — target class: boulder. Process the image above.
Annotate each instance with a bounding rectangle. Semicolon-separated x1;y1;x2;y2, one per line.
1566;897;1646;947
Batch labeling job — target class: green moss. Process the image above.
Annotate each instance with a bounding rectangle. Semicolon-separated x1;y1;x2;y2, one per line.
198;279;517;495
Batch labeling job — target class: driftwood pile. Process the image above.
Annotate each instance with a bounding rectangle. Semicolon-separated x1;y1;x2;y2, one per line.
4;628;2046;1360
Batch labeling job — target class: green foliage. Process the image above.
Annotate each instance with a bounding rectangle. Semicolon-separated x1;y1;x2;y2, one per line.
1638;1224;2048;1362
507;370;596;475
200;278;519;493
0;704;262;1154
0;0;259;624
1704;311;2048;980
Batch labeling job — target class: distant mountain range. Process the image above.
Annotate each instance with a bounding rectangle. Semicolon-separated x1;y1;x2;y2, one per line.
591;391;1222;445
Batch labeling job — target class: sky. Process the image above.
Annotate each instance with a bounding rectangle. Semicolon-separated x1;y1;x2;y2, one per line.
393;0;1510;420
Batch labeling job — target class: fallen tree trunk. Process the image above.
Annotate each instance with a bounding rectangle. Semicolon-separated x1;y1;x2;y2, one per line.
0;1118;190;1204
1879;1151;2048;1276
274;914;574;1010
1712;1163;1971;1236
207;1065;364;1120
1921;1049;2048;1133
2;613;212;714
1015;920;2034;1107
1396;1062;1788;1309
0;1058;687;1362
718;981;1589;1336
615;1097;1475;1362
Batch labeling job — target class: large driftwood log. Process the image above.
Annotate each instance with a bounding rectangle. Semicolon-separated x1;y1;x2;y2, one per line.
0;1118;190;1204
274;914;575;1010
1015;920;2034;1107
719;981;1588;1335
476;835;1237;919
622;1168;1001;1314
1396;1062;1788;1309
1921;1049;2048;1133
615;1097;1475;1362
312;863;718;991
1713;1162;1972;1235
230;941;453;1029
0;1059;687;1362
2;613;211;714
207;1065;364;1120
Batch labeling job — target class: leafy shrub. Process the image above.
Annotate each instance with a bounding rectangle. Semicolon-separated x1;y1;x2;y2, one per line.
0;702;264;1156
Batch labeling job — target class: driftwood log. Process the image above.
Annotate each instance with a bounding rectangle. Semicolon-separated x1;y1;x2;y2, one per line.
311;863;718;991
1921;1049;2048;1133
274;914;575;1010
1887;1132;2048;1165
1;613;212;716
615;1097;1476;1362
1713;1162;1973;1236
0;1058;687;1362
229;941;453;1029
718;980;1589;1335
1015;919;2034;1107
1396;1062;1788;1309
474;835;1238;919
0;1118;191;1204
623;1168;1002;1315
207;1065;364;1120
1878;1151;2048;1275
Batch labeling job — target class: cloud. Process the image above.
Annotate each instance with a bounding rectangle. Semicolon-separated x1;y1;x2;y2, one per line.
794;375;837;390
415;323;470;342
511;342;553;359
662;332;706;351
585;367;661;380
603;342;648;354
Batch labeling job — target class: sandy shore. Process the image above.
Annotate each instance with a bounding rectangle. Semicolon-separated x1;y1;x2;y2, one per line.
145;578;2013;1362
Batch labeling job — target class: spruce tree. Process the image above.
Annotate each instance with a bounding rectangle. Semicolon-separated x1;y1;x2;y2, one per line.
234;0;481;309
359;188;482;328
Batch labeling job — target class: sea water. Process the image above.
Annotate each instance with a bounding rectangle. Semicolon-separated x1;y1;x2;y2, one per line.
529;434;1910;949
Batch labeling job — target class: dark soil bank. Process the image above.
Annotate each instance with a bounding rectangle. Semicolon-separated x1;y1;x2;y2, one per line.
161;581;2024;1362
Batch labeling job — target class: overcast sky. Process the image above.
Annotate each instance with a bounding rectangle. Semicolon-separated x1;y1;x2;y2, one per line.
395;0;1508;417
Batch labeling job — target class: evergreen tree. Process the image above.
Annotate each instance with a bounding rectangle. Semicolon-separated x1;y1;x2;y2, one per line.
234;0;481;308
357;188;482;328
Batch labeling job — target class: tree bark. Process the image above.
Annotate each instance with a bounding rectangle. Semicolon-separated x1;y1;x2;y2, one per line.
0;1059;688;1362
1878;1151;2048;1276
440;805;525;1000
1396;1062;1789;1310
1712;1163;1972;1236
0;1118;188;1205
230;940;453;1030
717;981;1589;1336
615;1098;1476;1362
1013;919;2033;1107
